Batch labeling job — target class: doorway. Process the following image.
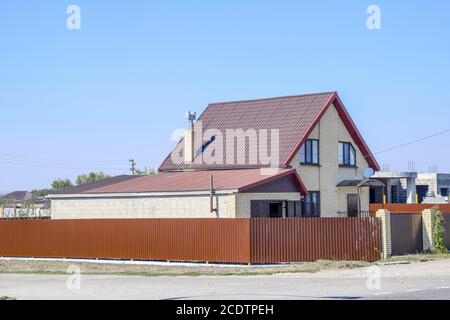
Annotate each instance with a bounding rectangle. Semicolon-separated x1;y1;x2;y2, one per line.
268;202;283;218
347;194;359;217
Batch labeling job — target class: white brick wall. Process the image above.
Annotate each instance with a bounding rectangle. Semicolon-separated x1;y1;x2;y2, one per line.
51;194;236;219
290;104;370;217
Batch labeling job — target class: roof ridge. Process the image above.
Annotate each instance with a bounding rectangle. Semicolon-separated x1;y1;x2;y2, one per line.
208;91;336;106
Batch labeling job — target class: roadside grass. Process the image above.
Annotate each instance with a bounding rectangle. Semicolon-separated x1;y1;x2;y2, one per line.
0;253;447;277
0;296;16;300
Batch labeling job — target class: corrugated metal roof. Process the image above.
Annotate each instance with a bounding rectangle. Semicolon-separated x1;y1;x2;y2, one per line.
2;191;31;201
48;169;308;196
159;92;379;171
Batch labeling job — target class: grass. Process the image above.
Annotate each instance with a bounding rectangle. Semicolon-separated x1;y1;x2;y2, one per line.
0;253;448;277
0;296;15;300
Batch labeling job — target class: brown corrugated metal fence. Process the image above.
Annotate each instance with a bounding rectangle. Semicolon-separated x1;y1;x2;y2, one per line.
250;218;381;263
0;218;382;264
0;219;251;263
444;214;450;248
390;213;423;255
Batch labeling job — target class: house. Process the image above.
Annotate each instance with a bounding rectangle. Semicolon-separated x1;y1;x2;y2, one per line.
48;91;380;219
1;191;33;203
371;171;450;204
416;173;450;202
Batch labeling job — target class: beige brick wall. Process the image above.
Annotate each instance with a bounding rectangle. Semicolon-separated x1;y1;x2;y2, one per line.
337;186;370;214
422;208;436;252
235;193;301;218
51;194;236;220
290;103;370;217
376;209;392;259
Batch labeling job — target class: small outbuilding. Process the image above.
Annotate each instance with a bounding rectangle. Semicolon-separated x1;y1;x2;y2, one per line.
48;169;307;219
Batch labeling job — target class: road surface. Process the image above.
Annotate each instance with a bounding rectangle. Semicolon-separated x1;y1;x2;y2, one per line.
1;259;450;300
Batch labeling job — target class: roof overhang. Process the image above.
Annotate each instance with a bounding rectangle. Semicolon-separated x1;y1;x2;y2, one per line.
372;171;418;179
337;179;385;188
47;189;239;199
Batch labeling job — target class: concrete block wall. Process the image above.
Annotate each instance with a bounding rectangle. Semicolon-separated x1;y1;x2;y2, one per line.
51;194;236;219
290;103;371;217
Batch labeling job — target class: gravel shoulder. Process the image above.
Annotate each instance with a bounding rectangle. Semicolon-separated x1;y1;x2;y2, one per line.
0;254;448;277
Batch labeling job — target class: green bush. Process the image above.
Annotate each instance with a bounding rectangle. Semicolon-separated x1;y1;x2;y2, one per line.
433;209;448;254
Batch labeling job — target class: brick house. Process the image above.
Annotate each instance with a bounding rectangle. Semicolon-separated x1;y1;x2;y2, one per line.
48;92;380;219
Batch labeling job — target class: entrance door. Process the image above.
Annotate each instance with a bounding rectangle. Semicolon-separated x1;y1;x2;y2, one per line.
347;194;359;217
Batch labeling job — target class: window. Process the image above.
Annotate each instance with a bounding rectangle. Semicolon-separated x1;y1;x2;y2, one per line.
301;192;320;217
339;142;356;167
441;188;449;197
300;139;319;165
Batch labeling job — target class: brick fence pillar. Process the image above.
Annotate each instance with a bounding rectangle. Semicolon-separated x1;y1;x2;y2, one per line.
376;209;392;259
422;208;437;252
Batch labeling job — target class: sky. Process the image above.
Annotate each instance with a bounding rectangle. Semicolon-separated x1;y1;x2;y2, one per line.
1;0;449;192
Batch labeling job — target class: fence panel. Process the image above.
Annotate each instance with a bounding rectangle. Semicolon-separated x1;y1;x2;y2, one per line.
250;218;381;263
444;214;450;248
390;213;423;255
0;219;251;264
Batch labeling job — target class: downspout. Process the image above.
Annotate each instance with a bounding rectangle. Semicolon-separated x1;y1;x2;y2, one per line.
210;175;218;216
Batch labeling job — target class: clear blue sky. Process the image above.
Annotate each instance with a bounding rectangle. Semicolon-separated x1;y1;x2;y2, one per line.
1;1;449;192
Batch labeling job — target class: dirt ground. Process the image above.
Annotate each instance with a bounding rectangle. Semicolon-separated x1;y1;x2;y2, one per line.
0;254;448;277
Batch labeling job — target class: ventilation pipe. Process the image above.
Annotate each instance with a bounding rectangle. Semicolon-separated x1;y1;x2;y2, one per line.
184;111;196;163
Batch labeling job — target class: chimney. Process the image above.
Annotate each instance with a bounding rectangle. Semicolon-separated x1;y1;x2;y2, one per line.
184;111;196;163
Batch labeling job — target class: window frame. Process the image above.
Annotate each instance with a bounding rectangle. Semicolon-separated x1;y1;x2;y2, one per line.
300;139;320;166
338;141;357;167
301;191;320;217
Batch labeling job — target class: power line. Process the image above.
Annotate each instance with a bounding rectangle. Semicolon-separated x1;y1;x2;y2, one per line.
0;153;161;169
0;152;127;164
373;128;450;155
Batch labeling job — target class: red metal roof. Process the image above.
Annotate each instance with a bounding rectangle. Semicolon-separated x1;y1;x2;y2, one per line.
49;169;308;195
159;92;380;171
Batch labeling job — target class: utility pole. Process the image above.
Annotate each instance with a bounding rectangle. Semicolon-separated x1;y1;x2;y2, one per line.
129;159;137;175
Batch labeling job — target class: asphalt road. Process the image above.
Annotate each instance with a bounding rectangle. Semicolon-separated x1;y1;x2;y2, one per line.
1;259;450;300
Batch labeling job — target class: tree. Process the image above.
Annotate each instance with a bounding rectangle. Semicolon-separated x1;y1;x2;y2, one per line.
76;172;110;185
433;208;448;254
31;188;52;198
51;179;73;191
135;167;156;175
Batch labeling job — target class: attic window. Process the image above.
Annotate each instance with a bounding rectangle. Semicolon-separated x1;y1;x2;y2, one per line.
300;139;319;165
339;142;356;167
197;135;216;156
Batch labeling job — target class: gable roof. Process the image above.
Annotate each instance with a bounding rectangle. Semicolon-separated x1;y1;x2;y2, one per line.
159;92;379;172
2;191;32;201
48;169;308;196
